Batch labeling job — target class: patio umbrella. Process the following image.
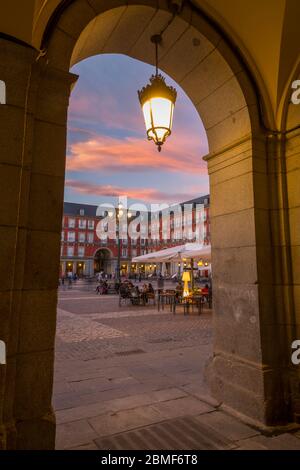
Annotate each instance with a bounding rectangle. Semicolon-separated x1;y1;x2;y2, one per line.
132;243;211;263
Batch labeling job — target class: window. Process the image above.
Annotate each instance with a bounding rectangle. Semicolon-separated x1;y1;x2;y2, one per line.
87;233;94;243
131;248;137;257
68;218;75;228
67;246;74;256
78;246;85;257
141;238;145;245
122;248;128;258
79;209;85;216
78;232;85;243
88;220;94;230
67;232;75;242
78;219;86;229
61;231;64;241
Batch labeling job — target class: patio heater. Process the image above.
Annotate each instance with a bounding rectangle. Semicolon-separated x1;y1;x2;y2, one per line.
182;271;191;297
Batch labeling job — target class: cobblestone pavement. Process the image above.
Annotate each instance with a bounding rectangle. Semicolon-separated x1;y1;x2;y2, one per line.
54;284;300;450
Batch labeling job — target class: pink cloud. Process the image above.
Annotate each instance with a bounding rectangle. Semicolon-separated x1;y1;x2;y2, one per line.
65;179;201;203
69;92;141;132
66;133;208;174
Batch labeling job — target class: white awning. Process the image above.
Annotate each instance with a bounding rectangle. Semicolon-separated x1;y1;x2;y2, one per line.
132;243;211;263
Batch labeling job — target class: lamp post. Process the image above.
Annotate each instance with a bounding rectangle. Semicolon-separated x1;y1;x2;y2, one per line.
113;204;132;283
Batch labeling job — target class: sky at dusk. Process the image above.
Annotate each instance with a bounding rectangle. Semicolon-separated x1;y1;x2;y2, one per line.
65;54;209;209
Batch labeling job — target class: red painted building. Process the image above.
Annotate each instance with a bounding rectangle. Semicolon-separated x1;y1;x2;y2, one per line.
60;196;210;277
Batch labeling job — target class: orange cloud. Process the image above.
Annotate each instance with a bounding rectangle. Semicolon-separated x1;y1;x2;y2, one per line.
66;133;208;174
65;179;202;203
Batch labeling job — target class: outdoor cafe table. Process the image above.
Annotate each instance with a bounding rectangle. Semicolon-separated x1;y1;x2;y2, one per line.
175;295;204;316
157;292;205;315
157;291;176;312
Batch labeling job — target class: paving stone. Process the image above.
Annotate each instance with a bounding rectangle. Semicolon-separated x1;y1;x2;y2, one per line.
55;419;99;450
70;442;99;450
236;433;300;450
256;433;300;450
89;405;167;437
195;411;259;441
151;396;213;420
236;438;268;450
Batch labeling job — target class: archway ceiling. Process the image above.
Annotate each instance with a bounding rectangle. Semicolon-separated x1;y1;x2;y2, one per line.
65;4;250;153
1;0;299;122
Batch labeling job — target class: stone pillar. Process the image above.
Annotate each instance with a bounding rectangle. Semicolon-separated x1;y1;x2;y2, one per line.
0;37;76;449
284;97;300;421
205;133;292;427
88;259;94;276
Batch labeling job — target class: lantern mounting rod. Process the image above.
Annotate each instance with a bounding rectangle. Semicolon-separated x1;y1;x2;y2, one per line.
150;34;162;76
150;0;182;74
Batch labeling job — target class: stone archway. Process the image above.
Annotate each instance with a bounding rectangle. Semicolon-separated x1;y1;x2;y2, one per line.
1;0;295;450
94;248;113;274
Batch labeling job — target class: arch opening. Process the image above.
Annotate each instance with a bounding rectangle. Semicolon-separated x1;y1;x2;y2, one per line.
4;0;292;452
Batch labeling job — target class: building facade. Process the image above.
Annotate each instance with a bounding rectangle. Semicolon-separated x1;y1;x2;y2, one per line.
60;196;210;278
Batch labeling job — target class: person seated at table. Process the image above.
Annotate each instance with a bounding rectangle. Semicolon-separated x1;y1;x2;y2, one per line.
114;280;120;293
148;283;154;294
130;285;140;304
201;283;209;302
96;280;107;295
202;284;209;295
101;280;108;295
140;283;149;304
96;282;101;294
119;282;130;298
175;281;183;300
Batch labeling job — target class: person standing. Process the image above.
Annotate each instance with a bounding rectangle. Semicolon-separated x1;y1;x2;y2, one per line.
157;273;164;293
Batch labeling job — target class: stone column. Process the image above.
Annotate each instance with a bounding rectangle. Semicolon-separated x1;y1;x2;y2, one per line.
62;261;66;277
285;97;300;421
88;259;94;276
205;133;291;427
0;37;76;449
0;38;39;450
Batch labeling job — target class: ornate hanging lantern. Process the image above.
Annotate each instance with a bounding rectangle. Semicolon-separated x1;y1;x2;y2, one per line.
138;35;177;152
